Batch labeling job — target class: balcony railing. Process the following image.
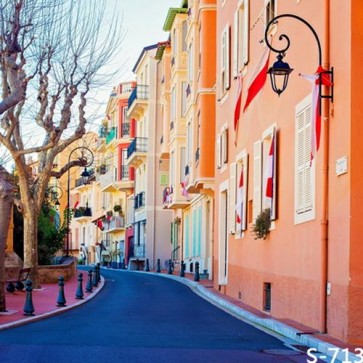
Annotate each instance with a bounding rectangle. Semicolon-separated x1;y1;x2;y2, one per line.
105;216;125;231
106;127;117;145
127;137;148;159
134;191;145;209
121;122;130;137
128;84;149;109
73;207;92;218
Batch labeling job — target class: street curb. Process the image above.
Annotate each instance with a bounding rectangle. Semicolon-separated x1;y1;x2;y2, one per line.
135;270;355;363
0;276;105;331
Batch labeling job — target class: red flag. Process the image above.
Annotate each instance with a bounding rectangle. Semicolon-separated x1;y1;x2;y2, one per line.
73;201;79;209
266;133;275;199
97;219;104;231
235;168;244;225
300;66;332;163
234;73;243;145
243;47;270;112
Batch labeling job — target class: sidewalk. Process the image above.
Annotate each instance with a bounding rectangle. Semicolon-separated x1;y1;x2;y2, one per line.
0;267;359;363
0;269;104;331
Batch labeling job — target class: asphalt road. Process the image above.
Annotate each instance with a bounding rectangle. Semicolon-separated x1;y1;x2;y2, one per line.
0;269;316;362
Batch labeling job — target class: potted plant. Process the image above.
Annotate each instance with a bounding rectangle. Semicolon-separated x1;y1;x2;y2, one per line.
252;208;271;240
113;204;122;213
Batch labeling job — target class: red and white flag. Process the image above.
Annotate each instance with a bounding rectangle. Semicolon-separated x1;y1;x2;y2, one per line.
300;66;333;164
235;168;244;227
265;132;275;200
243;47;270;112
234;73;243;145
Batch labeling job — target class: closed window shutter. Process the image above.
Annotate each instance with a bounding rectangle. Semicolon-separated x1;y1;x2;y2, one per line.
253;140;262;220
229;162;237;234
233;11;239;78
242;155;248;231
225;25;230;90
242;0;250;66
216;133;222;168
296;106;312;214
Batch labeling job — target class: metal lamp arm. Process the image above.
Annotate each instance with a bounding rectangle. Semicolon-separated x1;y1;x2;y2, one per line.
264;13;322;66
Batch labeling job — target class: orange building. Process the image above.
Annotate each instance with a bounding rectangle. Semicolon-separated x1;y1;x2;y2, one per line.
214;0;363;345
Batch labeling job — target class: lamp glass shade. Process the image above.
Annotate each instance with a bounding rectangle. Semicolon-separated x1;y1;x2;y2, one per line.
81;167;91;185
267;55;294;96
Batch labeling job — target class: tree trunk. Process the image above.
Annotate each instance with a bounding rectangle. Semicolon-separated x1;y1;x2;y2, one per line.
22;204;40;288
0;171;14;312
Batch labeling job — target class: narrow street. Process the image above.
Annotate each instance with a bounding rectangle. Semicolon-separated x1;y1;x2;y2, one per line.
0;269;322;363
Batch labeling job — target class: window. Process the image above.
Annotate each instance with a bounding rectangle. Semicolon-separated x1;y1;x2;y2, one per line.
229;162;237;234
171;86;176;122
188;42;193;82
233;0;249;77
221;25;230;95
187;120;192;167
180;147;186;182
235;153;248;236
253;126;277;221
295;95;315;224
181;82;187;116
265;0;276;26
216;126;228;169
182;21;187;51
263;282;272;311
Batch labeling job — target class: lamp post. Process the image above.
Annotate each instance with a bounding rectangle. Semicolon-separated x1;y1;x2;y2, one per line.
264;13;333;106
66;146;94;257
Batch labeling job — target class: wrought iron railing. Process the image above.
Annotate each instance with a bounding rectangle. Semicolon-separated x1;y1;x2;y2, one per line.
128;84;149;109
121;164;129;179
127;137;148;159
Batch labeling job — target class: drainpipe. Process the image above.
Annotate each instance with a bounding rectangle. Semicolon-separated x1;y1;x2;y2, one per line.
319;0;330;334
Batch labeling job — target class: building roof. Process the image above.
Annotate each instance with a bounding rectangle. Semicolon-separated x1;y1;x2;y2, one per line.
132;44;158;73
162;7;188;31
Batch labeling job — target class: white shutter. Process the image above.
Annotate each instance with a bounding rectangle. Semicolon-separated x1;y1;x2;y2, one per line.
295;95;315;224
233;11;239;78
253;140;262;220
216;133;221;168
242;0;250;66
242;154;248;231
229;162;236;234
225;25;230;90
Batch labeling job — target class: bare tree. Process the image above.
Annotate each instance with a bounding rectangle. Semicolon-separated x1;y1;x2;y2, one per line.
0;0;124;289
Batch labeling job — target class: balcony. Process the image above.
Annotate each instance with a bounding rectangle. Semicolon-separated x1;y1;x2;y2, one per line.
106;127;117;145
73;207;92;222
163;185;190;210
127;85;149;119
126;137;148;168
104;216;126;233
99;169;117;192
113;165;134;192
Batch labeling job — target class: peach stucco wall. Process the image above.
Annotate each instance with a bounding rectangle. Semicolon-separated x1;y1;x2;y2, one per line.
214;0;361;344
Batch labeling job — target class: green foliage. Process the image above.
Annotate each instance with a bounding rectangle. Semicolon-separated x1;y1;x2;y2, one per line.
37;203;68;265
252;208;271;240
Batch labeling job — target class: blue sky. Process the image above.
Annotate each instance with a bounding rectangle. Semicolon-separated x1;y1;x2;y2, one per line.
109;0;181;80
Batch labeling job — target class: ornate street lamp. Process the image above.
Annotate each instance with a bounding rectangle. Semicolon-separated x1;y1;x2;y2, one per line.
66;146;94;257
264;13;334;106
